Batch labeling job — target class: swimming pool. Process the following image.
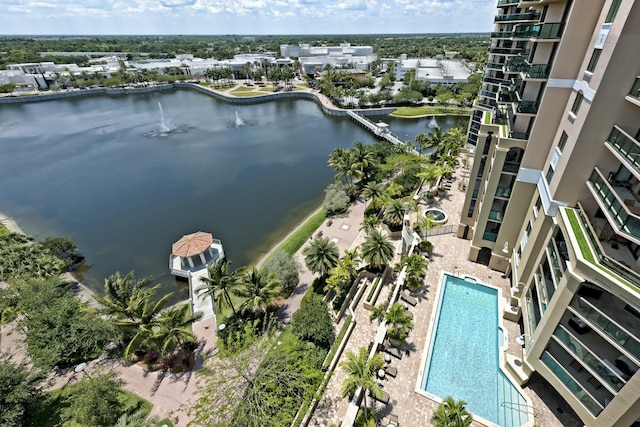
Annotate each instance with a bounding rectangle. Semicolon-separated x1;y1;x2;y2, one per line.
420;274;530;427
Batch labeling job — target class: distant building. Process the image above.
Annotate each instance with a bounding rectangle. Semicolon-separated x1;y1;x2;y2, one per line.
280;43;377;75
393;57;473;86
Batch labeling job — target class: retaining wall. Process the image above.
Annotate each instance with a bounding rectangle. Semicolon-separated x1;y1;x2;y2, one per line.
0;83;396;118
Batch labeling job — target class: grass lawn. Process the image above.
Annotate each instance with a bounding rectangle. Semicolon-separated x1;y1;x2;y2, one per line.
228;91;263;97
216;208;326;323
391;105;472;117
29;385;152;427
230;86;257;93
271;208;327;257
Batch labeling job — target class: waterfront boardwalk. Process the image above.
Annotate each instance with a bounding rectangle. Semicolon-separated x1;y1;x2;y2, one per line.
189;268;214;320
345;110;405;145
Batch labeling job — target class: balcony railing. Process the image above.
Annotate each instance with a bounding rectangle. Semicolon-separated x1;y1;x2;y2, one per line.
491;31;514;39
570;296;640;358
495;12;541;22
563;205;640;291
628;77;640;100
489;210;505;221
606;125;640;176
483;76;510;85
479;89;498;99
489;46;521;55
482;231;498;242
513;23;564;39
540;352;603;416
486;61;505;70
497;0;519;5
496;186;512;198
502;162;520;173
588;169;640;243
509;131;529;140
525;64;551;79
517;100;539;114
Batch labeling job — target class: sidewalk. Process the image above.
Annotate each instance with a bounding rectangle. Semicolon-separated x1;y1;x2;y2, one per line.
276;196;368;325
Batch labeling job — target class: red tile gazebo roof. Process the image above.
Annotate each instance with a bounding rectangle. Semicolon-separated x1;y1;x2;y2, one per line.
171;231;213;258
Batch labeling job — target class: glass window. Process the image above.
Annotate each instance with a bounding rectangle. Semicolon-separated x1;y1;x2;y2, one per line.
534;196;542;217
586;49;601;72
571;92;584;114
467;199;476;218
558;131;568;152
546;165;555;183
605;0;622;23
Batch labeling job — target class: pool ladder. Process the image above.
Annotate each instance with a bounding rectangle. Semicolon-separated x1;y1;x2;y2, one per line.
501;400;540;417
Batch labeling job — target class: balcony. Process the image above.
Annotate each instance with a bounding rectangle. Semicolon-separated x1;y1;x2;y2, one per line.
509;131;529;140
587;168;640;245
486;61;506;70
495;12;541;22
483;76;510;86
497;0;519;5
516;100;540;114
479;89;498;99
628;77;640;100
562;205;640;291
513;23;564;39
524;64;551;80
605;125;640;177
491;31;514;39
502;162;520;173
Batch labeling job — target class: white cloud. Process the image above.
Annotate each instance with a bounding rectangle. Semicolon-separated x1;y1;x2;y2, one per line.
0;0;497;34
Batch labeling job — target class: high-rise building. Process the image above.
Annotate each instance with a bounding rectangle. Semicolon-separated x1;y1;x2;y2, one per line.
458;1;640;425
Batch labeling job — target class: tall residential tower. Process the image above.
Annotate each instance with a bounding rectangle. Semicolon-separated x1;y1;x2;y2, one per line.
459;1;640;425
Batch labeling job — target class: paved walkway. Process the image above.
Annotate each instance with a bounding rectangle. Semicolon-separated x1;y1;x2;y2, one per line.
276;197;368;325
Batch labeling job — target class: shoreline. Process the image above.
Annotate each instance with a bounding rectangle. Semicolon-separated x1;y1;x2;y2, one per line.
254;206;324;268
0;211;24;234
0;211;98;304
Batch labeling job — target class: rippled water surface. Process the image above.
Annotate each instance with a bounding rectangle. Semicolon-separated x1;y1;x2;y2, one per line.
0;89;468;300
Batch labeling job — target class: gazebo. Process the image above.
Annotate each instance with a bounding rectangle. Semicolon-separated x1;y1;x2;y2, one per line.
169;231;225;278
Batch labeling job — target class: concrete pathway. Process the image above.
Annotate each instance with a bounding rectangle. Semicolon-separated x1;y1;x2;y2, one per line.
276;196;368;326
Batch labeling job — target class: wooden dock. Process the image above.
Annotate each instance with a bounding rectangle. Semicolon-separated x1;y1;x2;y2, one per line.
345;110;405;146
188;268;215;321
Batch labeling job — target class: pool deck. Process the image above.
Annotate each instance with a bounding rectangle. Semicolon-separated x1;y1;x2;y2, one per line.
310;153;582;427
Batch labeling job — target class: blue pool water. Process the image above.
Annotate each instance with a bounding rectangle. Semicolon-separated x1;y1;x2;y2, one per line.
422;274;529;427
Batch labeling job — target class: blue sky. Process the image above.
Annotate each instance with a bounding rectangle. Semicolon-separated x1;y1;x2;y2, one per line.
2;0;497;35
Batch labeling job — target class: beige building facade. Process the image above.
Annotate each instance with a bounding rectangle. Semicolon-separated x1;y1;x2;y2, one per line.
459;1;640;425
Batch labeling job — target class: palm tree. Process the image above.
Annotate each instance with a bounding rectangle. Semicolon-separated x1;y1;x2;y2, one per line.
385;302;414;345
415;132;430;155
431;396;473;427
360;214;380;234
383;198;407;229
361;229;395;271
362;181;387;212
339;347;384;419
351;141;376;180
304;236;339;278
197;259;240;315
147;304;203;357
324;248;361;294
328;147;351;182
94;271;171;328
417;164;443;194
401;253;429;292
237;267;281;319
328;147;362;185
114;410;158;427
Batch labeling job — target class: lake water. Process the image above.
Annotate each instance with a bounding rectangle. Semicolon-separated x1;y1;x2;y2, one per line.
0;89;468;300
